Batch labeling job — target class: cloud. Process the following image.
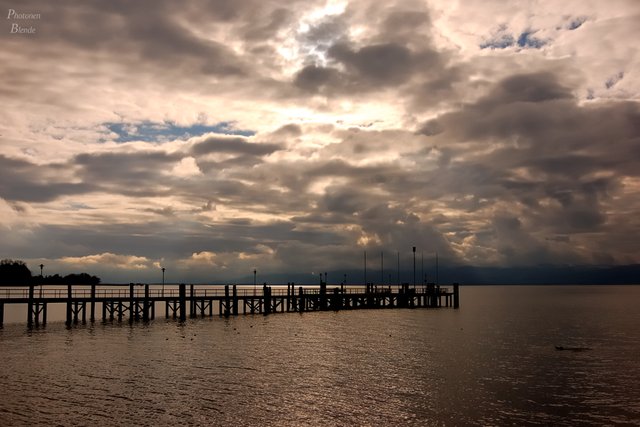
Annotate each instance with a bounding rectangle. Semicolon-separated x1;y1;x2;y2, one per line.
59;253;153;270
0;155;96;202
190;135;283;157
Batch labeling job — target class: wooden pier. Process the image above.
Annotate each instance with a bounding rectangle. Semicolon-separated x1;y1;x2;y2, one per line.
0;282;459;327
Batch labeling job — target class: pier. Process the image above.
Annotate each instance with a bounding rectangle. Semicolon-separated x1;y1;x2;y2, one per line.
0;282;459;327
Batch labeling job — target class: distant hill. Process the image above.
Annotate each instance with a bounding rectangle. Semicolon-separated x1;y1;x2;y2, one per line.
231;264;640;285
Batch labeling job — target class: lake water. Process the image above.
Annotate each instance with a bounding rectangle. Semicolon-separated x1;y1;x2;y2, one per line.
1;285;639;425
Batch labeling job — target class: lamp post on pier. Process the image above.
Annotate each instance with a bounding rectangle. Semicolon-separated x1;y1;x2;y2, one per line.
253;269;257;296
413;246;416;288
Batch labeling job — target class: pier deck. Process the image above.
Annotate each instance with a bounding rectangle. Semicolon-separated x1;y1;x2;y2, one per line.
0;283;460;327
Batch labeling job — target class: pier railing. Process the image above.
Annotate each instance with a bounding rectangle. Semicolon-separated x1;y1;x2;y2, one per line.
0;284;452;300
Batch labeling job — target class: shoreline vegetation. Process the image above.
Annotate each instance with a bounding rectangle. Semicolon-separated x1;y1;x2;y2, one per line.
0;259;100;286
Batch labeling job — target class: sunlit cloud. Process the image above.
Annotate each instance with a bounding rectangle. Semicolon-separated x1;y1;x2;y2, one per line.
59;253;154;270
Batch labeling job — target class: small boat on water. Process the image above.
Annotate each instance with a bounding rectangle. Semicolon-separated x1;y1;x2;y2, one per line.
555;345;591;352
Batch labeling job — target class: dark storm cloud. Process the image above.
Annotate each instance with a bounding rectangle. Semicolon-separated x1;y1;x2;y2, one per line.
294;41;444;94
15;215;348;263
0;155;96;202
293;65;344;92
190;136;282;157
329;42;417;83
415;71;640;261
0;0;309;85
73;151;180;196
292;4;447;96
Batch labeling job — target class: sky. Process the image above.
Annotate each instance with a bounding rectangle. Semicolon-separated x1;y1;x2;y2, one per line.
1;0;639;284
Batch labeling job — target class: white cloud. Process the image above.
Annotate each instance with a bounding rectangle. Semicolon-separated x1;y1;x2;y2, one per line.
59;253;153;270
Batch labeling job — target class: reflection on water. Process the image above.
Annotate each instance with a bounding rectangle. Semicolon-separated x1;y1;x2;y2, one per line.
1;286;639;425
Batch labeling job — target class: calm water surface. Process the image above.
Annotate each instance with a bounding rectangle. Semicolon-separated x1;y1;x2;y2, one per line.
1;285;639;425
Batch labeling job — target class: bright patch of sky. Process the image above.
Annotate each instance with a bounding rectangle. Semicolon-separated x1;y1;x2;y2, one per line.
105;121;255;143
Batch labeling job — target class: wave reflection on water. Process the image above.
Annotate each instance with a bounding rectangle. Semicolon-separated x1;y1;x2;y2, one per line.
1;286;639;425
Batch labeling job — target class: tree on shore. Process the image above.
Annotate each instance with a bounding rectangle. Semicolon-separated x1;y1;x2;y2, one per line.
0;259;101;285
62;273;101;285
0;259;32;285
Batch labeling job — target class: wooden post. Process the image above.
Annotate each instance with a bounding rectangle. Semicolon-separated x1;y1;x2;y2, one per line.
320;282;327;311
190;284;195;318
129;284;135;323
263;285;271;315
298;286;304;312
27;284;34;327
143;284;150;321
102;300;107;321
232;285;238;315
42;303;47;326
179;284;186;321
66;284;73;326
453;283;460;309
332;287;341;311
90;284;96;322
224;285;230;317
291;285;297;311
0;302;4;327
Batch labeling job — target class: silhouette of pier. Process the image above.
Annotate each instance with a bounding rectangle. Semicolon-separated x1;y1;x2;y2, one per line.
0;282;459;327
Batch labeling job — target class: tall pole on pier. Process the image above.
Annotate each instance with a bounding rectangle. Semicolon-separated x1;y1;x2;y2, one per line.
397;251;400;285
413;246;416;287
39;264;44;298
421;251;424;285
364;251;367;285
253;269;257;296
161;267;165;297
381;251;384;285
436;252;439;285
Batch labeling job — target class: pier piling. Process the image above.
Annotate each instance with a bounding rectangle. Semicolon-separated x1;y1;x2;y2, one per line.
90;284;96;322
453;283;459;309
224;285;230;317
27;285;34;327
232;285;238;315
143;284;150;321
179;284;186;321
65;285;72;326
190;284;195;318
